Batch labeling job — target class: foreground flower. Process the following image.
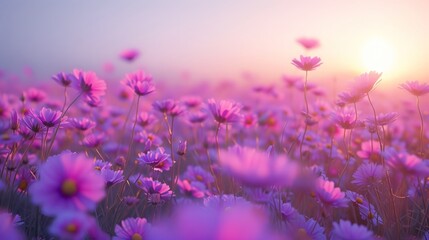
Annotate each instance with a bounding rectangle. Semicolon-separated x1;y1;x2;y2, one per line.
29;151;105;216
122;70;155;96
49;212;93;240
207;99;242;124
331;220;374;240
36;107;63;128
291;55;322;71
400;81;429;96
72;69;107;101
219;145;298;187
114;217;148;240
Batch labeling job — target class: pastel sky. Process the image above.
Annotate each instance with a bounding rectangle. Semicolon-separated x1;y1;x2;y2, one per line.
1;0;428;88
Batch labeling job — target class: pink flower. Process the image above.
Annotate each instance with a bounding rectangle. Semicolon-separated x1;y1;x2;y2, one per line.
314;178;349;208
351;71;382;95
122;70;155;96
71;69;107;101
207;98;243;124
296;37;320;50
29;151;105;216
120;49;139;62
35;107;63;128
114;217;148;240
291;55;322;71
400;81;429;96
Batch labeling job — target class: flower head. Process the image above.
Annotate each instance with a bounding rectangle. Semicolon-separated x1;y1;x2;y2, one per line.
384;147;429;177
291;55;322;71
351;71;382;95
314;178;349;208
352;163;384;187
120;49;139;62
207;99;242;124
131;176;173;205
136;147;173;172
400;81;429;96
296;37;320;50
29;151;105;216
52;72;73;87
114;217;148;240
122;70;155;96
49;212;93;240
36;107;63;128
331;220;374;240
72;69;107;101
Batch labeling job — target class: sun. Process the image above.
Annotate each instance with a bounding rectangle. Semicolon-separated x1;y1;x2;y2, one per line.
361;37;395;73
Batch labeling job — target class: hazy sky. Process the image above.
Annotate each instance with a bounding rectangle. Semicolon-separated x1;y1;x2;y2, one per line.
1;0;428;87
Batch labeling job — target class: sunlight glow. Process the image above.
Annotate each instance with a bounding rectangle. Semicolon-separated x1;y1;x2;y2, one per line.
361;38;395;73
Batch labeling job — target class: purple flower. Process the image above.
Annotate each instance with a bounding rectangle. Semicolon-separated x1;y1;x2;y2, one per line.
351;71;382;95
81;133;105;148
365;112;398;126
219;146;298;187
120;49;139;62
71;69;107;101
384;147;429;177
337;91;365;105
182;165;214;185
69;117;96;131
287;215;326;240
131;176;173;205
52;72;73;87
0;212;24;240
21;114;45;135
100;168;124;188
29;151;105;216
177;179;207;198
356;140;382;163
24;88;46;103
136;147;173;172
207;98;242;124
314;178;349;208
122;70;155;96
177;140;187;156
346;191;383;226
331;107;356;129
49;212;93;240
36;107;63;128
291;55;322;71
331;220;374;240
352;163;384;187
114;217;148;240
153;99;185;116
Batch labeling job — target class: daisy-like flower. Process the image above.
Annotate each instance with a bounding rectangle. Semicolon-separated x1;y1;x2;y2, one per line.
100;168;124;188
182;165;214;185
346;191;383;226
36;107;63;128
131;176;173;205
29;151;105;216
337;91;365;105
384;147;429;177
71;69;107;101
122;70;155;96
331;220;374;240
356;140;382;163
120;49;139;62
314;178;349;208
287;215;326;240
352;163;384;187
177;179;207;198
351;71;382;95
331;107;356;129
296;37;320;50
136;147;173;172
81;133;105;148
24;88;46;103
49;212;93;240
365;112;398;126
219;145;298;187
137;112;156;127
291;55;322;71
21;114;45;135
153;99;185;116
114;217;148;240
207;98;243;124
52;72;73;87
400;81;429;96
69;117;96;131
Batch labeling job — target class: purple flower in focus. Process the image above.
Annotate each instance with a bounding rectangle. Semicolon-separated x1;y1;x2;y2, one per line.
122;70;155;96
21;114;45;135
207;98;242;124
36;107;63;128
100;168;124;188
114;217;148;240
131;176;173;205
137;147;173;172
331;220;374;240
29;151;105;216
71;69;107;101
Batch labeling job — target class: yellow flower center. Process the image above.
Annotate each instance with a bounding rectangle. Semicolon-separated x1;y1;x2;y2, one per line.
297;228;310;239
61;179;77;197
65;223;78;233
131;233;142;240
356;197;364;204
18;180;28;191
195;175;204;181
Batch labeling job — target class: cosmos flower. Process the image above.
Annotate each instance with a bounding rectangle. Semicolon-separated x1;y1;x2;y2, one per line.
356;140;382;163
365;112;398;126
49;212;93;240
24;88;46;103
400;81;429;96
52;72;73;87
120;49;139;62
384;147;429;177
35;107;63;128
351;71;382;95
314;178;349;208
291;55;322;71
71;69;107;101
219;145;298;187
287;215;326;240
100;168;124;188
29;151;105;216
346;191;383;226
182;165;214;185
136;147;173;172
207;98;243;124
81;133;105;148
122;70;155;96
331;220;374;240
137;112;157;127
352;163;384;187
337;91;365;105
69;117;96;131
296;37;320;50
21;114;45;135
331;107;356;129
131;176;173;205
177;179;207;198
153;99;185;116
114;217;148;240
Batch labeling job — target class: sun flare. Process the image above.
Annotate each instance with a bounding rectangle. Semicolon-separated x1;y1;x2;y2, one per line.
361;38;395;73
